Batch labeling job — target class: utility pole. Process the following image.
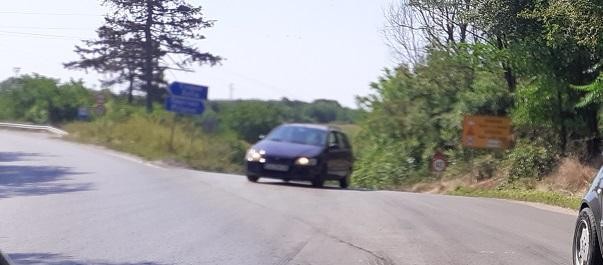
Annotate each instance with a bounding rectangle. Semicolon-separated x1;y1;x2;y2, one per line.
229;83;234;100
143;0;154;113
12;67;21;76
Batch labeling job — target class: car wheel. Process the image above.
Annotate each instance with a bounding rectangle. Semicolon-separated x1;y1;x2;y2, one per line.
247;175;259;183
312;167;327;188
573;207;603;265
311;178;324;188
339;175;350;189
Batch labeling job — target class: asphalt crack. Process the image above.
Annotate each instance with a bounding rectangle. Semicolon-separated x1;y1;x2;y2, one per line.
276;239;311;265
324;234;393;265
192;179;395;264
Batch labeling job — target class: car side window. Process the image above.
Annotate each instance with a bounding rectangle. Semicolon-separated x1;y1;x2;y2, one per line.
336;132;350;150
328;132;339;148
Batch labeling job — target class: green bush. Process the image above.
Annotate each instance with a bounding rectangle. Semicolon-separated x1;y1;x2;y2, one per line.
65;112;247;173
352;142;424;189
0;74;92;124
504;142;558;181
219;101;285;142
472;154;500;180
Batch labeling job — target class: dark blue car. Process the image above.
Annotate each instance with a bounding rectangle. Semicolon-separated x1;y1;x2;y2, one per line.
245;124;353;188
574;167;603;265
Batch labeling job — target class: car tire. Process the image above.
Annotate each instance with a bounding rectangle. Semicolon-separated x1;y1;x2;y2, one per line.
247;175;260;183
312;167;327;188
573;207;603;265
311;178;324;188
339;175;350;189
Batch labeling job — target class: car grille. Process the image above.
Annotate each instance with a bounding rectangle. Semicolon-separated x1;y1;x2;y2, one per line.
264;156;294;165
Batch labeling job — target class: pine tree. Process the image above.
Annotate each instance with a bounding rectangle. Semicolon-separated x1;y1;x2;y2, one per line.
66;0;221;112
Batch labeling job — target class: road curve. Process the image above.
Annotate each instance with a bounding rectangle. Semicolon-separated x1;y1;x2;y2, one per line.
0;130;576;265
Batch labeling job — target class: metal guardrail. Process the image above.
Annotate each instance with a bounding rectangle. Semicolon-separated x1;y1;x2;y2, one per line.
0;122;69;136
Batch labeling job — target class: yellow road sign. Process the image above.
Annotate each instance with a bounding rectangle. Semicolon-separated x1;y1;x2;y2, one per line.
462;115;512;149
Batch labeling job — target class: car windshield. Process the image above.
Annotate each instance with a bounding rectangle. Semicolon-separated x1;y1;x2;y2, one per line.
266;126;327;147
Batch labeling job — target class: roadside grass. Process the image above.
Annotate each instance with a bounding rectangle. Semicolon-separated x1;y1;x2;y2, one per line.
449;186;582;209
64;114;247;174
61;113;584;211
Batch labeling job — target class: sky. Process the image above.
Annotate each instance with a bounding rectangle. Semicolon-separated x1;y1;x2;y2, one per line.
0;0;395;107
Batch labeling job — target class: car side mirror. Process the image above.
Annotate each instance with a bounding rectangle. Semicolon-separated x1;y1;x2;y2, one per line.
258;135;265;140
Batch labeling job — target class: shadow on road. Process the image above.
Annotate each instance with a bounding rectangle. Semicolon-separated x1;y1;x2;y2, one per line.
258;180;371;192
0;152;92;199
0;152;44;163
9;253;166;265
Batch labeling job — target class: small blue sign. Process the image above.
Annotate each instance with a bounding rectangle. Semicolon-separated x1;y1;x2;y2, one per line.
165;97;205;115
77;107;90;120
169;82;208;101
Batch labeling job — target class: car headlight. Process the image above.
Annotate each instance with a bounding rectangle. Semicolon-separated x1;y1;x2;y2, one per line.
246;149;265;162
295;157;317;166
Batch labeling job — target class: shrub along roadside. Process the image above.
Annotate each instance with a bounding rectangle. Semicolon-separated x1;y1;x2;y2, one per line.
449;186;581;209
65;113;248;174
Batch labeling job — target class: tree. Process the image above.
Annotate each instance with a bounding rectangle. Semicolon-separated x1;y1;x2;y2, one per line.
220;102;285;143
384;0;480;64
66;26;145;104
0;75;92;124
303;100;342;123
354;47;511;187
66;0;221;112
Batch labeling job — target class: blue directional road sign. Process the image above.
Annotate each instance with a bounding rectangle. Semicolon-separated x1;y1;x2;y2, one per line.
165;97;205;115
165;82;208;115
168;82;208;101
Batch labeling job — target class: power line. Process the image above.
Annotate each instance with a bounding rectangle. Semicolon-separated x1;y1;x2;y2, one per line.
0;11;102;16
0;26;91;31
221;68;297;98
0;30;82;40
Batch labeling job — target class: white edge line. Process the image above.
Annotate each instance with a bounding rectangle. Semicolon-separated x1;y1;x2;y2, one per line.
101;149;165;170
0;122;68;136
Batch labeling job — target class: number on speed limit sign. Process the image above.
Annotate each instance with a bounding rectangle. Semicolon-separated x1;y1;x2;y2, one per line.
431;152;447;172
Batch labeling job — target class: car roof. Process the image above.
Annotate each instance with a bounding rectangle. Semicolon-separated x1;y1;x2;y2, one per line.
282;123;343;132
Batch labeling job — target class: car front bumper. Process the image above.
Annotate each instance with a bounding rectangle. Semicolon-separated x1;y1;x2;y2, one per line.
246;161;321;180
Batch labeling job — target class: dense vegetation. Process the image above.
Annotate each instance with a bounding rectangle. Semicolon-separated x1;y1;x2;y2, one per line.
0;74;359;173
0;75;92;124
353;0;603;191
5;0;603;208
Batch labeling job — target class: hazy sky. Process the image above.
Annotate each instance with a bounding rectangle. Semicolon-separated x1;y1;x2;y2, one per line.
0;0;395;107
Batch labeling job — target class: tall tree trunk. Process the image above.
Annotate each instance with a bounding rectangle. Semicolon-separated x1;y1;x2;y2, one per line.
557;87;567;155
143;0;154;113
503;65;516;92
585;105;601;160
495;35;517;92
127;75;134;104
460;24;467;43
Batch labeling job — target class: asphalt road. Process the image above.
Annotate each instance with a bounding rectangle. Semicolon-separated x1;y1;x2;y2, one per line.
0;130;577;265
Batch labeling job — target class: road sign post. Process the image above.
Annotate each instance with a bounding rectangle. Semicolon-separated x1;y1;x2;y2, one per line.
462;115;511;181
431;151;448;174
462;115;512;149
165;82;208;115
95;94;106;116
164;82;208;151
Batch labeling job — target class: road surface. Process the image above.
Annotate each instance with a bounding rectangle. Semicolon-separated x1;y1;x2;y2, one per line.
0;130;576;265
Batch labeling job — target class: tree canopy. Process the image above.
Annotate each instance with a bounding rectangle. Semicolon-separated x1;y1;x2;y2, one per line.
354;0;603;187
66;0;221;112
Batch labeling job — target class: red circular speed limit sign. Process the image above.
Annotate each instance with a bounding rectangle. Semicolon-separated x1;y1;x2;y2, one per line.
431;152;448;172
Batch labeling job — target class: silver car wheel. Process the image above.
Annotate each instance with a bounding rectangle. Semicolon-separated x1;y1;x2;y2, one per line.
576;219;590;265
